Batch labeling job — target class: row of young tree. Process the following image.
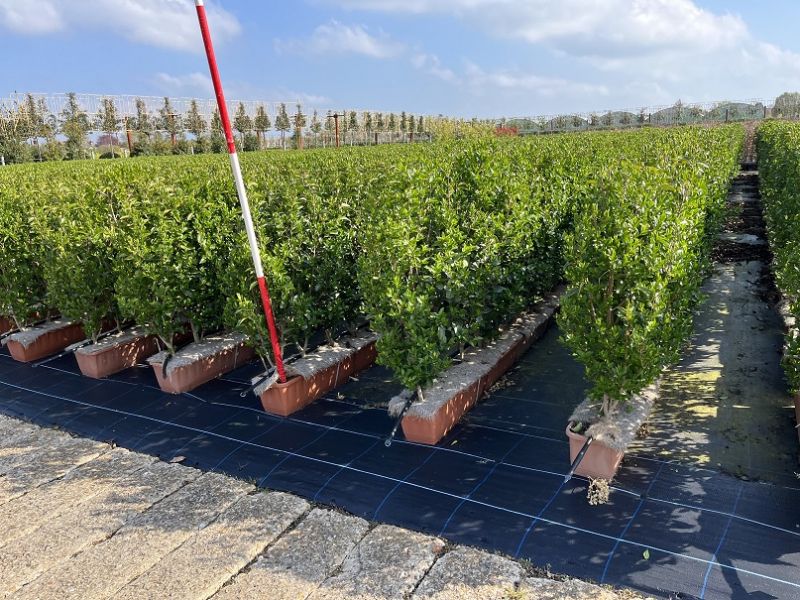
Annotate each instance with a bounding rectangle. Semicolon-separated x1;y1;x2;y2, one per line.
0;92;431;164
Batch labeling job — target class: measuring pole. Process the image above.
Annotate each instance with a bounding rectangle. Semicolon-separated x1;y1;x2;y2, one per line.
194;0;287;383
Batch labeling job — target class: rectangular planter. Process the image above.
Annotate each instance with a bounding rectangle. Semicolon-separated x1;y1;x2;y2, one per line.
6;321;86;363
148;333;254;394
565;424;624;480
258;333;378;417
397;288;563;445
75;329;160;379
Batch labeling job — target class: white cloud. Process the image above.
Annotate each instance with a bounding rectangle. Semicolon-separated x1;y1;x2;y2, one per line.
329;0;800;107
276;20;403;59
462;62;609;98
0;0;240;52
411;53;459;83
0;0;61;34
154;72;214;96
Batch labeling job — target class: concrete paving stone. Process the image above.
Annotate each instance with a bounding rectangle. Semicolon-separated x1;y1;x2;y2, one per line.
12;472;251;600
115;491;308;600
518;577;647;600
0;460;197;596
309;524;445;600
0;448;155;547
213;508;369;600
0;417;37;444
0;425;69;473
412;546;523;600
0;435;108;504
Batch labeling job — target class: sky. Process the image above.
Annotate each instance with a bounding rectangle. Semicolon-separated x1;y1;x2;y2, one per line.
1;0;800;118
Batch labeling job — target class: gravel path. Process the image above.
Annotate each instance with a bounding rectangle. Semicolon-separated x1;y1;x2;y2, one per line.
0;413;647;599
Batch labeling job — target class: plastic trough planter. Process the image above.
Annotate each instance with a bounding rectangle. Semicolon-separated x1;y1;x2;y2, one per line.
389;287;564;445
148;332;254;394
74;328;160;379
566;382;659;480
257;331;378;417
6;320;86;363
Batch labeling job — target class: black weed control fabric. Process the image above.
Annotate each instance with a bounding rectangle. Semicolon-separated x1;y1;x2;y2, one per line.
1;326;799;600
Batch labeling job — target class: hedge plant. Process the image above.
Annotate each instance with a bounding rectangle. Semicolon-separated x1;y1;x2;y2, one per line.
0;169;48;328
32;169;122;342
757;120;800;391
559;126;743;415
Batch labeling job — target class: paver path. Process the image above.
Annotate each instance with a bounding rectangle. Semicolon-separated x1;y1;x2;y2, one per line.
0;413;643;599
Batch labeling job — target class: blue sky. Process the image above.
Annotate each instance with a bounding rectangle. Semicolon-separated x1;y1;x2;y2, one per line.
2;0;800;118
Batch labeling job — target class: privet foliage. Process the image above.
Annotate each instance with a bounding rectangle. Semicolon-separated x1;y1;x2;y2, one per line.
0;125;742;399
0;170;47;328
757;121;800;391
560;126;743;414
32;170;122;341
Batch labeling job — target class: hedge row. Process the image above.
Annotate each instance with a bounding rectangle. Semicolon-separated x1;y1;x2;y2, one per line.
0;126;743;406
757;120;800;391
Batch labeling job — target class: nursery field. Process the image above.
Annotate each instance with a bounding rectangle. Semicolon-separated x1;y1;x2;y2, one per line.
4;124;800;599
0;125;743;401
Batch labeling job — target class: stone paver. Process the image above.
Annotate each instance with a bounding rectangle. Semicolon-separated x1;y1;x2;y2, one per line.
413;547;523;600
13;472;250;600
0;425;74;473
0;414;645;600
115;491;308;600
213;508;370;600
0;448;154;547
0;459;196;596
518;576;642;600
0;435;107;504
310;524;444;600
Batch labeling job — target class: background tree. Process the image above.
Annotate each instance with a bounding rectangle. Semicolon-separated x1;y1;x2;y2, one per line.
23;94;45;160
159;97;182;149
275;103;291;149
363;111;373;143
60;92;90;160
388;113;397;141
131;98;154;155
233;102;253;149
309;109;321;146
210;108;225;153
253;104;271;149
417;115;424;135
323;111;335;146
400;111;408;140
185;99;207;153
347;111;358;145
293;103;307;149
773;92;800;119
96;97;121;157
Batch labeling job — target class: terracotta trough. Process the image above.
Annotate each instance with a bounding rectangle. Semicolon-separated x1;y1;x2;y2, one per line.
257;331;378;417
565;425;625;480
6;321;86;363
566;382;659;480
148;332;254;394
75;328;160;379
389;288;564;445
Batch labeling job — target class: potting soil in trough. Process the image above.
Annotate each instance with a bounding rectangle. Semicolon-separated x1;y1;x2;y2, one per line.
1;172;798;600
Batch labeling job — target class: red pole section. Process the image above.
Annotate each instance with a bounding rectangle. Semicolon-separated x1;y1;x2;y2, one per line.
194;0;287;383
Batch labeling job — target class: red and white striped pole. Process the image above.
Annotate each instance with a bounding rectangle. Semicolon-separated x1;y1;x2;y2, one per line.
194;0;287;383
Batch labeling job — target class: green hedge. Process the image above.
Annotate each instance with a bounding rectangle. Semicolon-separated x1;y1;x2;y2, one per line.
0;127;742;400
757;120;800;391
